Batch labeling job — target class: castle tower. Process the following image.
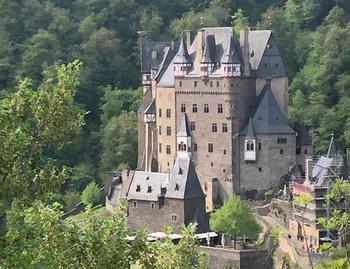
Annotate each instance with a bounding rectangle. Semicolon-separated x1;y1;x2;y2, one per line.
143;99;157;172
177;114;191;158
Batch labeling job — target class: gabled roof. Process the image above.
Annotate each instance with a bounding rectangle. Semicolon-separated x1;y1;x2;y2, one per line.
242;84;295;135
177;113;190;137
167;156;205;199
144;99;156;114
246;118;255;138
248;30;271;70
173;38;191;64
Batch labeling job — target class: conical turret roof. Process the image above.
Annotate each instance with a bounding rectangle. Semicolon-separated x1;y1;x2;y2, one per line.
173;38;191;64
222;36;240;64
201;36;214;63
246;118;255;138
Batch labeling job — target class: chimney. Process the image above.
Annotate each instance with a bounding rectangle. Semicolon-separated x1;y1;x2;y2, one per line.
240;28;250;76
194;29;205;74
305;158;313;183
186;30;195;49
170;41;175;51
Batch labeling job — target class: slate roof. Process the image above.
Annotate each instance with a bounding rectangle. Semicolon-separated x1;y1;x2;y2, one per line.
127;171;168;201
177;113;190;137
246;118;255;138
248;30;271;70
144;99;156;114
241;85;295;135
167;156;205;199
127;156;205;201
141;41;179;73
201;36;214;63
173;38;191;64
221;36;240;64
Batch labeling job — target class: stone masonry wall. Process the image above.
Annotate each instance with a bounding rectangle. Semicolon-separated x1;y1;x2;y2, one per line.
127;198;184;232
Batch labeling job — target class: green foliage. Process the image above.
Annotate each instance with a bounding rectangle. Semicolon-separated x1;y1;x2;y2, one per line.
0;201;206;269
232;9;249;35
63;191;81;211
81;181;101;206
67;163;96;192
210;195;262;244
0;61;85;211
100;111;138;178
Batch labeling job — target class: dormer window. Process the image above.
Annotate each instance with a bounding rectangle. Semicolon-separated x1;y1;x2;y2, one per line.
179;168;183;175
175;183;180;191
136;185;141;192
147;186;152;193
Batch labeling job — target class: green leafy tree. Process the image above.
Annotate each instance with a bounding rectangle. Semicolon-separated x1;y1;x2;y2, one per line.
232;9;249;35
318;178;350;267
210;195;261;249
0;60;85;212
81;181;101;206
63;191;81;211
100;111;138;178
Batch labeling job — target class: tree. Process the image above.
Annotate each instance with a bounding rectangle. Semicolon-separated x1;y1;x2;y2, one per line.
294;193;314;269
0;60;85;213
0;201;207;269
210;195;261;249
81;182;101;206
318;178;350;267
232;9;249;35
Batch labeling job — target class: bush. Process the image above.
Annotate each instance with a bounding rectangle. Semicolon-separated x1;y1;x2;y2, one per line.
63;191;81;211
81;182;101;206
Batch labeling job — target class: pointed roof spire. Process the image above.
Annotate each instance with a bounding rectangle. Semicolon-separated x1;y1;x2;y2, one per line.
326;134;337;158
222;36;240;64
201;36;213;63
177;113;190;137
246;118;255;138
173;38;191;64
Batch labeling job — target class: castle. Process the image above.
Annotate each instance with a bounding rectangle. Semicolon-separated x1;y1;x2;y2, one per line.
105;27;312;232
138;27;311;210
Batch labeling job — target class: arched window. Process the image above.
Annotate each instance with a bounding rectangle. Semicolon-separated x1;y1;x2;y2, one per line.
246;140;255;151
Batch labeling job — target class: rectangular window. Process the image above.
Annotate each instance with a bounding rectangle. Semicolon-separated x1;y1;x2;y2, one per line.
159;143;162;153
190;121;196;131
204;104;209;113
212;123;217;132
296;148;301;155
166;109;171;118
166;145;171;155
171;214;177;222
216;81;219;87
181;104;186;113
159;125;162;135
179;81;182;87
258;142;262;151
151;202;155;209
218;104;223;113
166;126;171;136
208;143;213;153
159;108;162;117
210;81;213;87
192;104;197;113
222;123;228;133
133;201;137;208
194;81;197;87
194;143;198;152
